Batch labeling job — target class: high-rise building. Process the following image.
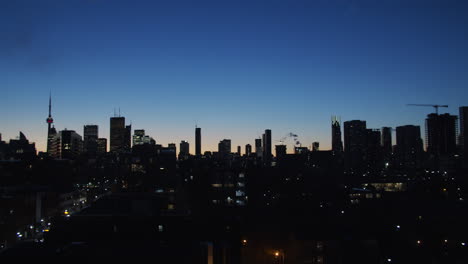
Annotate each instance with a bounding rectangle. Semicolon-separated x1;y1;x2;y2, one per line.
255;138;262;158
133;129;145;145
395;125;423;167
133;129;155;146
195;127;201;156
218;139;231;158
460;107;468;163
426;113;458;156
237;146;241;156
331;116;343;154
275;145;287;159
312;142;320;151
366;129;382;170
8;132;36;160
381;127;392;157
179;140;190;160
125;125;131;150
83;125;98;156
110;116;131;153
168;143;176;152
97;138;107;154
245;144;252;156
263;129;272;164
344;120;367;153
344;120;367;172
50;129;83;159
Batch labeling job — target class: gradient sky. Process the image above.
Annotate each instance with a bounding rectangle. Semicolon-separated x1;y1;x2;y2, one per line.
2;0;468;154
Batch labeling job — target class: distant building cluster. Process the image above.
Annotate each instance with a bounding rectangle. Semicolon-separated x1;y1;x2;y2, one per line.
0;97;467;173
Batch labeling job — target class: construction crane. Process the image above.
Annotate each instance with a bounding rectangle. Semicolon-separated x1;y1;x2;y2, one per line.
407;104;448;114
277;132;301;147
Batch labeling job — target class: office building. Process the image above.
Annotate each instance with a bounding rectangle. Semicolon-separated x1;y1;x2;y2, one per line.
179;140;190;160
275;145;287;159
7;132;37;160
218;139;231;158
366;128;382;170
460;107;468;164
245;144;252;156
331;116;343;153
255;138;262;158
110;116;131;153
344;120;367;172
344;120;367;153
426;113;458;156
50;129;83;159
381;127;392;157
263;129;272;164
133;129;155;146
195;127;201;156
97;138;107;154
83;125;98;156
395;125;423;167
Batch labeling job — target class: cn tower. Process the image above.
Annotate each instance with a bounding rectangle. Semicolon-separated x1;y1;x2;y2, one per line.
46;93;54;153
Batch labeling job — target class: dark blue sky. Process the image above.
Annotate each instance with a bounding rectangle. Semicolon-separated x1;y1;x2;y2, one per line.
2;0;468;153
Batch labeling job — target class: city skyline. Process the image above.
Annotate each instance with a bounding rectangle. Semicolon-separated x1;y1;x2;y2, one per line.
1;92;468;154
2;0;468;153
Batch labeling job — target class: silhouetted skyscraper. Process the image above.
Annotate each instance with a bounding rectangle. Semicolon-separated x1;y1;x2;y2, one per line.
344;120;367;153
195;127;201;156
255;138;262;158
125;125;131;150
179;140;189;160
133;129;155;146
83;125;98;156
381;127;392;157
263;129;272;164
110;116;131;153
245;144;252;156
168;143;176;151
460;107;468;164
344;120;367;173
331;116;343;154
97;138;107;154
218;139;231;159
366;128;382;170
50;129;83;159
237;146;241;156
133;129;145;145
396;125;423;168
426;113;458;156
275;145;287;159
8;132;36;160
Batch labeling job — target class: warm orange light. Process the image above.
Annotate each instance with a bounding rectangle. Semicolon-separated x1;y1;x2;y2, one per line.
242;239;247;244
274;251;280;257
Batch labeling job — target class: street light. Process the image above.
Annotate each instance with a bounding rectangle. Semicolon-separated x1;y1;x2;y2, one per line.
273;249;285;264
